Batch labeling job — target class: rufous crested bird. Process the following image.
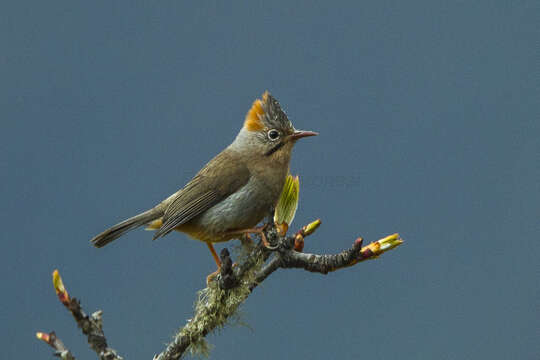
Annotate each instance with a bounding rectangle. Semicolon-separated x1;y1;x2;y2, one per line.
91;92;317;281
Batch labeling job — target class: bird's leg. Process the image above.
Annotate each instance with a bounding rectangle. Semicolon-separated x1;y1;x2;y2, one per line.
205;242;222;284
227;224;277;249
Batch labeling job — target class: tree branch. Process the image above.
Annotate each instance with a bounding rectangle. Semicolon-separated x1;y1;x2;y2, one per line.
37;223;403;360
36;331;76;360
38;270;123;360
153;223;403;359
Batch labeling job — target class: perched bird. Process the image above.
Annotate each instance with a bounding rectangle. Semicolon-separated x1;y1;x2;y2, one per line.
91;92;317;279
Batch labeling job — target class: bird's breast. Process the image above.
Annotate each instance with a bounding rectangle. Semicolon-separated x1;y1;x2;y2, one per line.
182;175;280;242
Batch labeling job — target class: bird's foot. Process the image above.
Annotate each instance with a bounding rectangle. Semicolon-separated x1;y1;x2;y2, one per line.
206;262;239;285
227;225;277;250
206;267;221;285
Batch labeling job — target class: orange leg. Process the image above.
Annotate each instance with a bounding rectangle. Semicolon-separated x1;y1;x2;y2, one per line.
205;242;222;284
227;225;276;249
206;242;221;268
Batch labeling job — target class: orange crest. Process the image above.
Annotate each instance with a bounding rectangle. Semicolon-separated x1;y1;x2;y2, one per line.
243;91;270;131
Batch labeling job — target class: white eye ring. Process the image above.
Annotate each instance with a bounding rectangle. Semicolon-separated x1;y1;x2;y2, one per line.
267;129;280;140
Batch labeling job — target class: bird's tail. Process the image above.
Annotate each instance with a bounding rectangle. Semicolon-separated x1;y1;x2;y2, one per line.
91;207;162;248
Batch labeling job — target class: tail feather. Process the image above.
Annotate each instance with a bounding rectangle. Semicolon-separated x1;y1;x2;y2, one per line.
91;208;162;248
145;218;163;231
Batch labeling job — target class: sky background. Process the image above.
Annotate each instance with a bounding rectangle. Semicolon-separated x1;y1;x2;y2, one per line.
1;1;538;359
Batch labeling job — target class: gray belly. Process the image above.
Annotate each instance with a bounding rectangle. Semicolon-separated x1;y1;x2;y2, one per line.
190;177;278;241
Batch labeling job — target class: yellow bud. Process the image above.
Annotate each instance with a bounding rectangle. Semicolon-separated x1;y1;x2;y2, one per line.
303;219;321;236
377;233;403;252
36;332;49;342
361;233;403;256
52;269;69;304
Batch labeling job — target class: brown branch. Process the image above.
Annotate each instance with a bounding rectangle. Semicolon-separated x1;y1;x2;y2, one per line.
250;255;281;289
37;223;403;360
276;236;380;274
154;222;403;360
38;270;123;360
35;331;76;360
62;302;121;360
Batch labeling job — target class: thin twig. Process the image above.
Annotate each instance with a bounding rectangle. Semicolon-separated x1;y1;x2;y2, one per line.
35;331;76;360
39;270;123;360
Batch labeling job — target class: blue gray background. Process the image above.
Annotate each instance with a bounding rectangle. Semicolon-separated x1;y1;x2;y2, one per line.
2;1;538;359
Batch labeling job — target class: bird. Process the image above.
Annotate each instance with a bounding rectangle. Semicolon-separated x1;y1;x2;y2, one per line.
91;91;317;280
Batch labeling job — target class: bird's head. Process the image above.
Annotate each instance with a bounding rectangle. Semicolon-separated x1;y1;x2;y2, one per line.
231;91;317;161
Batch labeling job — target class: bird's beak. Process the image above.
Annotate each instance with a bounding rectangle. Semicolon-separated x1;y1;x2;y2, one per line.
290;130;318;140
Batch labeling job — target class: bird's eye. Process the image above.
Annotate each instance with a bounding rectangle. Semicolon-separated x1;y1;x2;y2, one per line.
267;129;280;140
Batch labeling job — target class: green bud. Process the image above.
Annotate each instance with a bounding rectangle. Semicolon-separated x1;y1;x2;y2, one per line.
303;219;321;236
274;174;300;230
